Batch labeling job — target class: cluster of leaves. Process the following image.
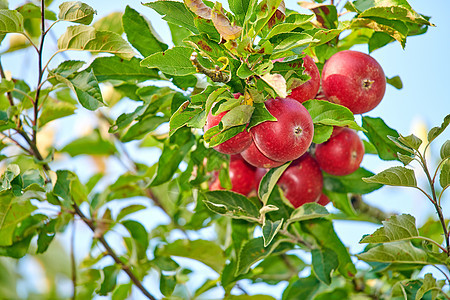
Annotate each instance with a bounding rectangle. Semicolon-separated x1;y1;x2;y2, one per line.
0;0;446;299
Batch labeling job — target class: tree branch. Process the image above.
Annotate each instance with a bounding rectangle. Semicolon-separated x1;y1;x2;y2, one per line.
72;203;157;300
351;194;391;223
71;220;77;300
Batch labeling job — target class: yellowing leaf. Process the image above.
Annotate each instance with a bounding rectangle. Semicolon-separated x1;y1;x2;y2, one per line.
184;0;212;19
211;3;242;41
260;73;287;98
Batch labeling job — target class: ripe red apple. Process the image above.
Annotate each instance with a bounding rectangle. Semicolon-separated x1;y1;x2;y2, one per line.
204;109;252;155
253;167;268;192
277;153;323;208
321;50;386;114
289;54;321;103
251;97;314;162
209;154;256;196
316;193;330;206
315;128;365;176
241;141;285;169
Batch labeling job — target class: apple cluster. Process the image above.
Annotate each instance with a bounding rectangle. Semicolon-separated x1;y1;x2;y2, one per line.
207;50;386;208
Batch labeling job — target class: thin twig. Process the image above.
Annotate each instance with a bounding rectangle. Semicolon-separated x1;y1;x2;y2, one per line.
71;220;77;300
431;264;450;285
72;203;157;300
279;229;313;248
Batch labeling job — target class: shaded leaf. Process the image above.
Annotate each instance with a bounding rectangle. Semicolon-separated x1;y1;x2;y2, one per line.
357;241;429;265
415;273;440;300
60;130;116;157
287;203;329;225
58;1;96;25
58;25;135;60
428;114;450;144
323;168;383;195
303;100;363;131
311;248;339;285
16;3;57;21
262;219;283;247
441;140;450;160
141;46;196;76
98;265;120;295
160;239;225;273
258;162;291;205
203;190;260;221
282;276;320;300
123;6;168;57
363;166;417;187
360;214;421;244
90;56;159;82
440;160;450;190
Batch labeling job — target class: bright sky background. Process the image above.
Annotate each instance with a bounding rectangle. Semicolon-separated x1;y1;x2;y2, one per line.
2;0;450;299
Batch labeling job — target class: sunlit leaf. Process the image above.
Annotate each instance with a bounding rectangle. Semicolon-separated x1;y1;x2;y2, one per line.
58;1;96;25
203;190;260;221
0;9;24;33
141;46;196;76
363;166;417;187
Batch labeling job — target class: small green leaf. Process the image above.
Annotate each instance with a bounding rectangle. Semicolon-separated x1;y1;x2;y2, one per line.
39;96;77;126
0;235;32;258
386;75;403;89
122;220;148;260
144;1;198;34
360;214;421;244
116;205;146;222
203;190;260;221
123;6;168;57
271;32;315;54
323;190;355;217
58;1;96;25
323;168;383;195
160;273;176;297
220;105;254;130
141;47;196;76
441;140;450;159
362;116;410;161
428;114;450;144
440;160;450;190
0;79;14;93
120;115;167;142
266;13;314;39
355;2;432;26
302;219;356;278
282;276;320;300
363;166;417;187
93;12;123;34
415;273;439;300
16;3;57;21
262;219;283;247
53;170;88;207
236;237;285;275
90;56;160;82
248;102;277;130
60;130;116;156
398;134;422;151
258;162;291;205
398;153;415;166
303;100;363;131
58;25;135;60
0;9;24;33
159;239;225;273
287;203;329;225
98;265;120;295
357;241;429;265
311;248;339;285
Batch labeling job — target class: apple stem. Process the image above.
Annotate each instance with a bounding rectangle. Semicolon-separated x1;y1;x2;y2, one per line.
190;52;231;83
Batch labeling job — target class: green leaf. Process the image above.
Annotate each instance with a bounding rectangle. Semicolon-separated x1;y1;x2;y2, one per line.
302;219;356;278
415;273;439;300
299;3;337;29
258;162;291;205
282;276;320;300
39;96;77;126
351;17;408;48
323;168;383;194
53;170;88;207
287;203;329;225
0;10;24;33
266;13;314;39
362;116;410;161
58;1;96;25
386;75;403;89
262;219;283;247
141;47;196;76
271;32;315;55
303;100;363;131
90;56;159;82
144;1;198;34
0;190;37;246
248;102;277;130
428;114;450;144
98;265;120;295
123;6;168;57
357;241;429;265
369;31;394;53
16;3;57;21
398;134;422;151
150;129;195;186
203;190;260;221
360;214;422;244
122;220;148;260
62;69;103;110
229;0;251;23
0;79;13;95
323;190;356;217
159;239;225;273
441;140;450;160
93;12;123;34
363;166;417;187
58;25;135;60
60;130;116;156
236;237;286;275
121;115;167;142
160;273;176;297
116;205;146;222
0;235;32;258
251;254;306;284
311;248;339;285
314;288;349;300
440;160;450;190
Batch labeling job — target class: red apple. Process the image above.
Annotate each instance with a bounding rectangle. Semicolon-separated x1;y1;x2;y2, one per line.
209;154;256;196
204;109;252;155
241;141;285;169
316;193;330;206
254;167;268;192
315;128;365;176
289;54;321;103
251;97;314;162
278;153;323;208
321;50;386;114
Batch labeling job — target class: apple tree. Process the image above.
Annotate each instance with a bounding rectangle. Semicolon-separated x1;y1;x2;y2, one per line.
0;0;449;299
